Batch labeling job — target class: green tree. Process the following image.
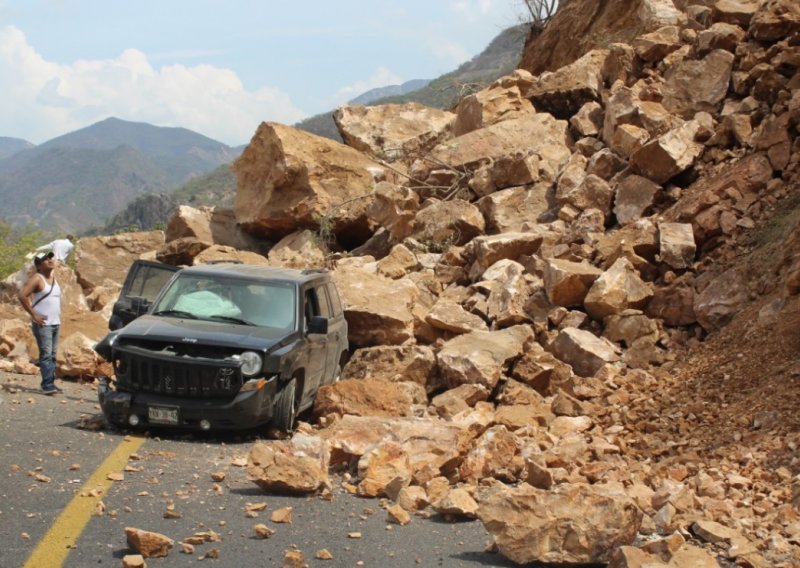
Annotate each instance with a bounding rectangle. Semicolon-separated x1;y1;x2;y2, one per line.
0;220;43;279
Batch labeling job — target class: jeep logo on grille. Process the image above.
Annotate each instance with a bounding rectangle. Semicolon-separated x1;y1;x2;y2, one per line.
217;368;234;390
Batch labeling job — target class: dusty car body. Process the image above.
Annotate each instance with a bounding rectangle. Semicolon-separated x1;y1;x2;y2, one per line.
95;261;348;433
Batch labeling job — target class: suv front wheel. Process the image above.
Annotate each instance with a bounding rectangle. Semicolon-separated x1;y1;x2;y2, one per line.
273;377;298;433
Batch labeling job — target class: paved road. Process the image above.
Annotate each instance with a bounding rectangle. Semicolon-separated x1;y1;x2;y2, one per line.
0;372;532;568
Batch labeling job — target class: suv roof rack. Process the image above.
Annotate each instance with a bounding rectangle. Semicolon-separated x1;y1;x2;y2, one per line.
301;268;328;275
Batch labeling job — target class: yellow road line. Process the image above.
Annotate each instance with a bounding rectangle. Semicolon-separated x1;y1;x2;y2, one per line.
23;435;146;568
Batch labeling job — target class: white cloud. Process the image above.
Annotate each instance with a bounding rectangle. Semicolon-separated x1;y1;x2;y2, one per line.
0;25;305;146
330;66;404;108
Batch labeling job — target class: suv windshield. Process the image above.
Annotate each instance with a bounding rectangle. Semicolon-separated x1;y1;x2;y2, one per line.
152;274;297;330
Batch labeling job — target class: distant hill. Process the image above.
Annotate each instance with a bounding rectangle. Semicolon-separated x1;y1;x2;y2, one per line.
0;118;240;232
294;23;528;141
349;79;430;105
0;137;35;161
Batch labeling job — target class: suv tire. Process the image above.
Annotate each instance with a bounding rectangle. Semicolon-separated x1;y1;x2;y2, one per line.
273;377;298;433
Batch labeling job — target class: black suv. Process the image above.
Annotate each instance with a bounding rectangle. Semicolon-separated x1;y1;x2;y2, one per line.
95;261;348;433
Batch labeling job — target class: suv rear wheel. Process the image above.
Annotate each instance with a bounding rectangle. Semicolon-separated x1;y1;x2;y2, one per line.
273;377;298;433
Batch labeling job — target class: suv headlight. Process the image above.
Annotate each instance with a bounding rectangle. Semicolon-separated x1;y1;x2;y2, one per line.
238;351;262;377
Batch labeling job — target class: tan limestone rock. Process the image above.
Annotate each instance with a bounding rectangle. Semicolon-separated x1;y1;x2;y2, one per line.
544;258;603;308
478;186;553;234
396;485;429;511
430;384;490;420
633;26;681;63
334;102;454;161
420;114;572;186
410;199;485;248
658;222;696;270
584;257;653;320
526;49;609;118
570;101;604;137
693;265;750;330
434;487;479;518
549;327;621;377
313;378;418;419
453;82;536;136
267;230;326;268
193;245;269;266
125;527;174;558
366;182;419;241
165;205;261;251
469;231;545;279
425;299;488;334
511;344;574;397
376;244;418;279
322;415;474;481
662;50;735;119
697;22;746;55
749;0;800;41
57;332;105;379
75;231;165;293
357;440;413;499
630;120;705;184
437;325;534;389
712;0;761;27
333;264;418;347
247;436;330;494
614;175;663;226
341;344;436;388
155;237;211;266
233;121;385;241
477;483;642;565
459;425;524;483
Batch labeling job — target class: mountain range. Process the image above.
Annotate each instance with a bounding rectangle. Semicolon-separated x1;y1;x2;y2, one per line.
0;23;529;236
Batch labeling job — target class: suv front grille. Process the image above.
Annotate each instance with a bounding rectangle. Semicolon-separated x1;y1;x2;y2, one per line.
113;344;244;398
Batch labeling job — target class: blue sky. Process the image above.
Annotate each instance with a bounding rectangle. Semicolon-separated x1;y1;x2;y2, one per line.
0;1;529;146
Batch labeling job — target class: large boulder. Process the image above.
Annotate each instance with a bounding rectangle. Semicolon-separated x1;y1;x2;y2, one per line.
74;231;165;294
417;114;572;185
437;325;534;389
453;74;536;136
247;435;330;494
477;482;642;565
549;327;621;377
333;263;418;347
165;206;263;251
233;122;388;243
526;49;608;119
334;103;454;161
662;50;735;119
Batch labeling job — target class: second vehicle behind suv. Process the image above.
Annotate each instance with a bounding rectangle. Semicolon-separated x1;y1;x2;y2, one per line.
95;262;348;433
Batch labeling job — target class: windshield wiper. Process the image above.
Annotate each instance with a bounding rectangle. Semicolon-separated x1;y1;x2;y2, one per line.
207;315;255;326
153;309;198;319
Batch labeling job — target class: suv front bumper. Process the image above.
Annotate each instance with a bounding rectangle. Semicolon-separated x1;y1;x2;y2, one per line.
98;376;278;431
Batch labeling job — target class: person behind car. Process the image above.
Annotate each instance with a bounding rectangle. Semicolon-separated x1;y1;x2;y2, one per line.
17;251;63;395
35;234;75;262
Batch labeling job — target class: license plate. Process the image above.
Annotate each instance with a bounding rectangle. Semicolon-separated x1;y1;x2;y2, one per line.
148;405;179;425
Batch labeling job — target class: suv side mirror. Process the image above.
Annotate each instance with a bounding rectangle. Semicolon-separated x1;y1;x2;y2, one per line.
308;315;328;334
130;296;150;315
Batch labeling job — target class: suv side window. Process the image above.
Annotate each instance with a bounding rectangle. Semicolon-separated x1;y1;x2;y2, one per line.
315;285;332;319
326;283;342;316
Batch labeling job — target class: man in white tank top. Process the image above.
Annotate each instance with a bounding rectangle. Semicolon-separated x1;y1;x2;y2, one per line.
17;251;63;395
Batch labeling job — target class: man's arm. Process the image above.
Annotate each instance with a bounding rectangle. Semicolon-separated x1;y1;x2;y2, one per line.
35;241;55;252
17;275;46;326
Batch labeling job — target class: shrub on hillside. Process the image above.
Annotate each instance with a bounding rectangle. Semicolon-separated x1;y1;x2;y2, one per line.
0;220;42;279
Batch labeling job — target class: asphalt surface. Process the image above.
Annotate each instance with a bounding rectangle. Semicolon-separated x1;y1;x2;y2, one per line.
0;372;535;568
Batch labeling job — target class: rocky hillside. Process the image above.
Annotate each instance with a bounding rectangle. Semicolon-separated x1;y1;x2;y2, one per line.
1;0;799;566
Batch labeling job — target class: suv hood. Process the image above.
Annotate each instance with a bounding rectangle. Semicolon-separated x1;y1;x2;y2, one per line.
111;314;297;352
